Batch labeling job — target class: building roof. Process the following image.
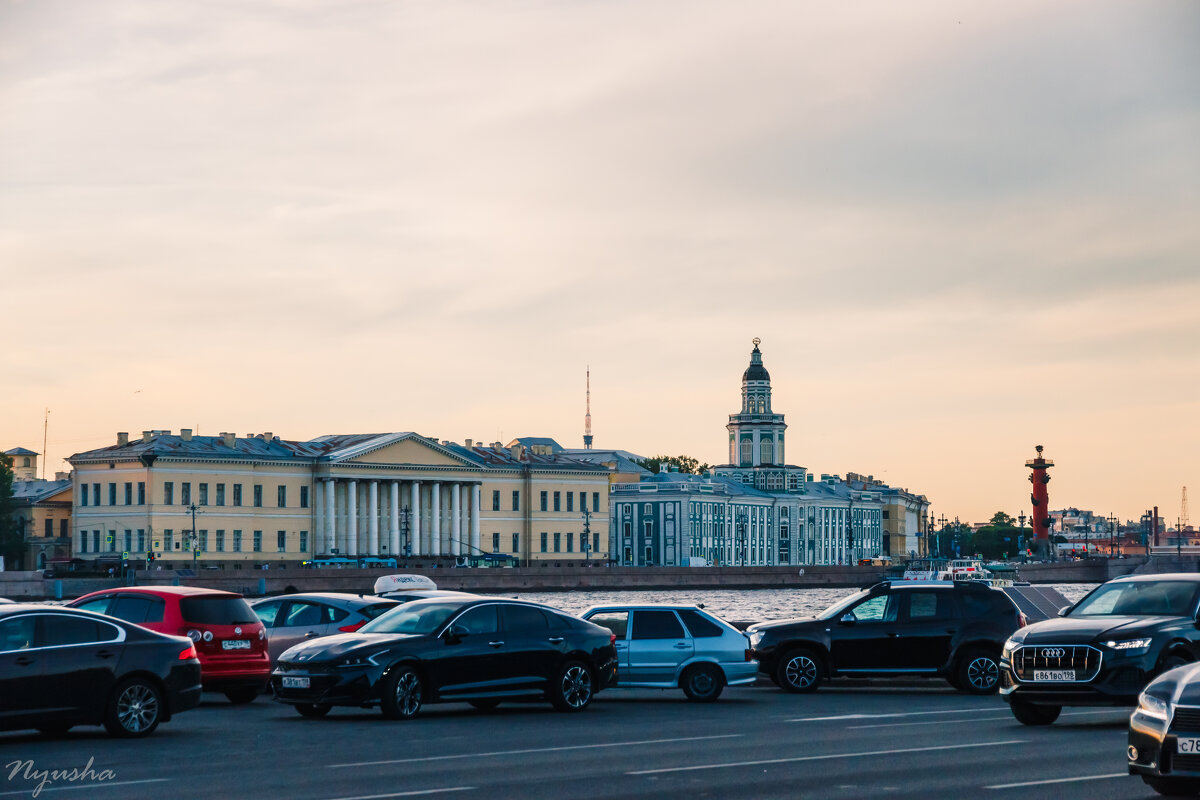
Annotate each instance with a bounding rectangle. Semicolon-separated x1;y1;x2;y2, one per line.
506;437;564;452
10;479;71;504
742;343;770;382
4;447;38;456
70;433;300;464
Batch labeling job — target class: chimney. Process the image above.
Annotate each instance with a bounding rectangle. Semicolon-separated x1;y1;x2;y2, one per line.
262;432;272;441
221;432;236;448
142;431;152;443
493;441;502;448
464;439;473;449
117;432;129;446
509;444;524;461
180;429;193;442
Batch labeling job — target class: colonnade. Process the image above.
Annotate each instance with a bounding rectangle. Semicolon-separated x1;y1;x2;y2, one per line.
315;477;481;559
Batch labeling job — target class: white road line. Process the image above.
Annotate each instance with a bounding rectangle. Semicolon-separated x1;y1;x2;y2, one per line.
324;789;475;800
0;778;169;796
788;708;987;722
847;709;1123;730
627;739;1026;775
328;734;743;768
985;773;1127;789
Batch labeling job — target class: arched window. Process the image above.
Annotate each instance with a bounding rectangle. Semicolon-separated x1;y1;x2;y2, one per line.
740;440;752;465
761;439;774;465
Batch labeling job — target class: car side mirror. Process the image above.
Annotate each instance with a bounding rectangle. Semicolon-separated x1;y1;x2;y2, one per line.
443;625;466;643
839;613;856;625
1057;605;1072;617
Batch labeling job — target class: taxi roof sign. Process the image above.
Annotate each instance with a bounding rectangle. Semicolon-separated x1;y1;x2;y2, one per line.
373;574;437;595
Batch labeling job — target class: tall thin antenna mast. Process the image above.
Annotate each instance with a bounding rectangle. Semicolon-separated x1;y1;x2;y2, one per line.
42;408;49;480
583;367;593;449
1183;486;1190;531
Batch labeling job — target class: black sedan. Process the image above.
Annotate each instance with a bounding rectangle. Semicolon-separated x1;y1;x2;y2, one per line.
271;597;617;719
1129;661;1200;796
0;604;202;737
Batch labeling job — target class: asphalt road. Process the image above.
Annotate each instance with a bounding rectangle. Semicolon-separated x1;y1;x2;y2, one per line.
0;682;1167;800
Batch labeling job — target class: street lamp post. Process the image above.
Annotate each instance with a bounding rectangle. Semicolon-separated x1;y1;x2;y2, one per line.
186;503;201;568
1018;512;1027;561
398;506;411;566
581;507;592;564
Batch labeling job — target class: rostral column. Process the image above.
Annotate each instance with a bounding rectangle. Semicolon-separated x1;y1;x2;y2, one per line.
1026;445;1055;559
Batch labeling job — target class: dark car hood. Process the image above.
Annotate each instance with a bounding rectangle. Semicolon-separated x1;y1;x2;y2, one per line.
747;616;820;633
1019;616;1180;644
279;632;423;663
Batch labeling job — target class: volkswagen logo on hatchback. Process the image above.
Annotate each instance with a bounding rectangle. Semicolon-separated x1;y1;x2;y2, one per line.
1041;647;1066;659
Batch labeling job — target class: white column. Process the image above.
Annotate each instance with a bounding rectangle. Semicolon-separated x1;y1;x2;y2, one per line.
471;483;481;554
324;479;336;555
346;480;358;556
389;481;400;558
368;480;380;556
752;429;761;465
451;483;462;557
430;483;441;557
410;481;421;556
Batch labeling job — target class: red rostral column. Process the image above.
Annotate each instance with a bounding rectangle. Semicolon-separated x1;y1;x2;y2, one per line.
1026;445;1055;556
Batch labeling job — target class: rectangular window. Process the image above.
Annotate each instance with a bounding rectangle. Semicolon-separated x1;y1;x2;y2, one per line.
59;519;68;537
163;482;174;505
164;530;173;552
593;492;600;512
216;484;225;506
108;483;116;505
580;492;586;514
300;531;308;553
81;484;89;506
512;490;520;511
540;532;548;552
277;486;286;508
93;483;100;506
181;482;191;505
253;531;262;552
80;530;88;553
199;530;208;552
492;490;501;511
108;530;116;552
512;533;520;554
554;532;561;552
215;530;225;552
540;491;548;511
233;530;242;552
199;483;209;505
594;532;600;554
44;519;52;537
553;492;561;512
136;530;145;551
233;484;243;506
492;532;500;552
277;530;286;552
94;530;101;553
138;482;145;505
123;530;132;552
567;532;574;552
124;483;132;505
300;486;309;509
567;493;574;512
253;485;263;507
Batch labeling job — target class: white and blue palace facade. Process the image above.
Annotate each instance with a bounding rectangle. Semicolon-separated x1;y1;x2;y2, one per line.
609;340;885;567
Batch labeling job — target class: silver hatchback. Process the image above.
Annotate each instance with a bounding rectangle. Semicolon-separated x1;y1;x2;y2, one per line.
581;604;757;702
250;593;401;665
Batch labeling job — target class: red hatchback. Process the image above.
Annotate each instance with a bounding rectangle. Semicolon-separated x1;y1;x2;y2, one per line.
69;586;270;703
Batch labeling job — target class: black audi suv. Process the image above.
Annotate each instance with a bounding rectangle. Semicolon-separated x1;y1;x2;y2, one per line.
271;597;617;719
747;580;1024;694
1001;573;1200;726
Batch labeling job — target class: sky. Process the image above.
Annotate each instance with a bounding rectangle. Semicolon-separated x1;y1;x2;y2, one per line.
2;0;1198;526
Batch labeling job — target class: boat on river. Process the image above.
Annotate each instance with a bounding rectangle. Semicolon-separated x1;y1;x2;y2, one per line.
897;558;1020;587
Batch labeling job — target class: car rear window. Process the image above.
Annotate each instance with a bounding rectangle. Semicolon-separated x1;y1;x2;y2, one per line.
677;609;725;638
360;602;399;620
180;596;258;625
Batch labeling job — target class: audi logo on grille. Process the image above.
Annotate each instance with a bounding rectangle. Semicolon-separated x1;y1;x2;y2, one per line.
1040;648;1066;658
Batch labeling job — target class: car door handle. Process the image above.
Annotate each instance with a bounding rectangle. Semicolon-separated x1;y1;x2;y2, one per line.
887;632;901;638
615;643;628;649
488;641;504;648
14;656;35;666
304;632;319;638
674;642;691;649
547;637;564;644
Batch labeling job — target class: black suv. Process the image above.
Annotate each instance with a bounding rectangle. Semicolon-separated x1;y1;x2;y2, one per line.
1000;573;1200;726
747;581;1024;694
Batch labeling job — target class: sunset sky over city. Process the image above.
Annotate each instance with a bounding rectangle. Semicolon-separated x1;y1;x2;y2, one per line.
2;0;1198;525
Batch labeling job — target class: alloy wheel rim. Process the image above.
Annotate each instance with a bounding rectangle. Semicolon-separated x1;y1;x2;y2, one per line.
395;672;421;716
785;656;817;688
117;685;158;733
691;671;715;695
968;657;998;690
562;665;592;708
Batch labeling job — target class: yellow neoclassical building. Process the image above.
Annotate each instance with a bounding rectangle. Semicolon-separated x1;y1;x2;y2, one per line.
68;430;613;567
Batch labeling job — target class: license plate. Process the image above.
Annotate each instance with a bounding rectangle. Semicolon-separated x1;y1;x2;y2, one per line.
1179;738;1200;754
282;676;310;689
1033;669;1075;681
221;639;250;650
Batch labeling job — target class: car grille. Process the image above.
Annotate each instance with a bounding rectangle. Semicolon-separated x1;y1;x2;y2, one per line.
1172;706;1200;732
1013;645;1102;682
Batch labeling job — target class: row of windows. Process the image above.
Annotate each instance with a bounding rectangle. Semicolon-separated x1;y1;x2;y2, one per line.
80;481;309;509
78;528;308;554
538;491;602;513
482;531;603;555
40;518;69;538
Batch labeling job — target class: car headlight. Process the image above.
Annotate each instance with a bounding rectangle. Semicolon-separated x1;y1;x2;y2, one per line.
336;651;388;669
1002;638;1018;659
1104;637;1152;654
1137;691;1170;721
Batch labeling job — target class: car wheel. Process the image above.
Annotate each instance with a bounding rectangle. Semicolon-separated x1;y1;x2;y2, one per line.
380;666;423;720
1009;701;1061;726
1143;776;1200;796
469;699;501;711
550;660;594;712
103;677;163;738
957;649;1001;695
681;663;725;702
1160;653;1192;675
224;687;258;705
295;703;332;718
775;648;823;693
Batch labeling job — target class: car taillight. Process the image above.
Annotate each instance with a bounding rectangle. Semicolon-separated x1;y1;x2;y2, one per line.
610;634;617;646
339;621;366;633
179;644;198;660
745;648;753;662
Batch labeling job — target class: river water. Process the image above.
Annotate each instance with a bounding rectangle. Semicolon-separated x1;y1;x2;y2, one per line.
472;584;1098;622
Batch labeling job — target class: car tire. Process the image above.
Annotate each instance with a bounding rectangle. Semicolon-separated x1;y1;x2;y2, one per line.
295;703;332;718
1143;776;1200;797
224;687;258;705
103;677;163;738
1160;653;1192;676
469;699;501;711
957;649;1001;695
775;648;823;693
681;663;725;702
1009;701;1061;726
550;660;594;712
380;666;423;720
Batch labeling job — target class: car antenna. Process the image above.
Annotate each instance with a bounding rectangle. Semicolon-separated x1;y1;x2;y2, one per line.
697;603;705;609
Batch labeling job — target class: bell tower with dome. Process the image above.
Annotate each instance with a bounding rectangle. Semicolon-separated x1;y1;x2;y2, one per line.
726;338;788;468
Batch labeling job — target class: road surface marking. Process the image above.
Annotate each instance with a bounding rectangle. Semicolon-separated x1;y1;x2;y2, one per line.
325;789;475;800
985;773;1126;789
328;734;743;768
0;779;169;796
627;739;1026;775
847;709;1121;729
789;709;986;722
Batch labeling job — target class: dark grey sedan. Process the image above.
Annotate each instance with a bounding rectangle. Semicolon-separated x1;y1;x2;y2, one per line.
250;593;402;664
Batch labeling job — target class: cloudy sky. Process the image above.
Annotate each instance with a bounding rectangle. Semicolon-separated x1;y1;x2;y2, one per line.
3;0;1198;525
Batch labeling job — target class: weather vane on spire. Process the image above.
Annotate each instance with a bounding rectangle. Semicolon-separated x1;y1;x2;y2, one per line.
752;337;761;348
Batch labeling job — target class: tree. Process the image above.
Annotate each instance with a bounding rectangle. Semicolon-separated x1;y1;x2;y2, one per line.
635;455;712;475
989;511;1016;527
0;455;20;568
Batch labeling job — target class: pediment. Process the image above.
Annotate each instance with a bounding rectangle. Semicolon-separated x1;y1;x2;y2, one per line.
341;436;470;467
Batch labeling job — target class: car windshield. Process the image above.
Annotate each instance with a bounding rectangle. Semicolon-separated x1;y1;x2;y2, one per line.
359;600;469;634
817;589;870;620
1070;581;1200;617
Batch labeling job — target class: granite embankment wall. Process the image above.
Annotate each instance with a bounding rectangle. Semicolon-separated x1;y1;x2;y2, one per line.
0;557;1151;600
